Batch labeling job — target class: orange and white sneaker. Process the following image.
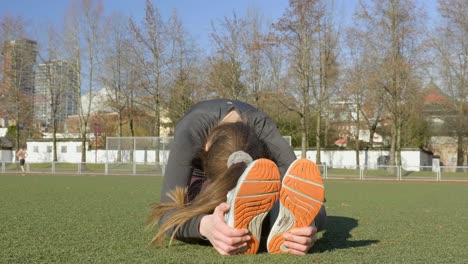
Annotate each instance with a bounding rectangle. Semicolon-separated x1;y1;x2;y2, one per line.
267;158;324;254
224;159;281;254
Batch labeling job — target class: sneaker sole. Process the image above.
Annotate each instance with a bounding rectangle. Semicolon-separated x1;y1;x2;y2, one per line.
267;159;324;254
226;158;281;254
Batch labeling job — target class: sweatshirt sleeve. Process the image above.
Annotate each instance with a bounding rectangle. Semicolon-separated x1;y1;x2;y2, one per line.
160;111;215;202
158;111;215;240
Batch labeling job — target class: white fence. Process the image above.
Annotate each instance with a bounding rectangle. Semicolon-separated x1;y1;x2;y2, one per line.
2;138;464;181
21;143;430;169
294;149;434;170
1;161;467;182
23;137;173;164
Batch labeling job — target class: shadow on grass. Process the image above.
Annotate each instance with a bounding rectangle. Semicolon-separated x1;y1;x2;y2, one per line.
312;216;379;252
158;215;379;254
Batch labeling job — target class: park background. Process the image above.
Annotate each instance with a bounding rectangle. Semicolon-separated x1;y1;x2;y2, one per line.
0;1;467;262
0;0;466;170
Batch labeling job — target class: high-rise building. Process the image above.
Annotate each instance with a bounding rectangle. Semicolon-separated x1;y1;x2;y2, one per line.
1;39;37;95
0;39;38;129
34;60;79;129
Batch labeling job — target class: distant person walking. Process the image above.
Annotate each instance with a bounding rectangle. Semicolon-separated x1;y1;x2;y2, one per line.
17;148;27;175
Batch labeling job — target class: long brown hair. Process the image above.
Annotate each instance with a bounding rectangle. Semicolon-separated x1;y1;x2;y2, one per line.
148;122;270;245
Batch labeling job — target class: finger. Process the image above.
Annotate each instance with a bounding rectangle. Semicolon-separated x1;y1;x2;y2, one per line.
226;243;248;255
223;232;251;245
288;226;315;237
216;218;249;237
215;247;230;256
232;241;248;249
216;232;250;249
212;239;236;254
223;226;250;237
211;224;249;242
283;241;309;255
283;232;312;245
215;240;247;255
214;203;230;216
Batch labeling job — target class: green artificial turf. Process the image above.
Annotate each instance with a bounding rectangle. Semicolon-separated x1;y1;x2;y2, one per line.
0;175;467;263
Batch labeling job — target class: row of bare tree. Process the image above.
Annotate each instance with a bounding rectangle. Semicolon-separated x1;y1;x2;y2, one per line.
0;0;466;165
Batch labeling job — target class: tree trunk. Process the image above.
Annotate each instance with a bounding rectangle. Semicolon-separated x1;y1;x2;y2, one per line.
300;114;307;158
118;112;123;162
81;131;87;163
457;133;464;167
355;131;360;166
316;113;322;164
396;123;402;166
389;124;396;166
53;123;57;162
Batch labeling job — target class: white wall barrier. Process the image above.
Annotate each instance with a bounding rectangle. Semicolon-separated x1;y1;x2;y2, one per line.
1;160;466;181
294;149;433;171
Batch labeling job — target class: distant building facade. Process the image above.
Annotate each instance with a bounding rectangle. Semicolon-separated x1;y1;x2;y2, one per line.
1;39;37;95
329;100;385;147
0;39;38;128
423;84;468;166
34;60;79;129
0;39;37;132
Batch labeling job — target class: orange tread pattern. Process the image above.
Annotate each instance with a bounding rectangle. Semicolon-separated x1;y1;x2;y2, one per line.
233;159;281;254
268;159;324;254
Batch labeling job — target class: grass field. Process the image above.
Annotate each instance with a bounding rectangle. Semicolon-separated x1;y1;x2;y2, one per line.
1;175;467;263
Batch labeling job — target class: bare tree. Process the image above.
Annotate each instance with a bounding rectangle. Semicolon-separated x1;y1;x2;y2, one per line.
0;19;36;150
354;0;426;165
0;16;32;151
240;8;268;108
208;12;246;100
274;0;339;161
125;42;145;138
165;10;202;127
0;16;26;82
432;0;468;166
263;33;286;96
100;13;135;162
315;3;339;162
36;24;76;161
65;0;104;162
129;0;168;137
274;0;318;158
344;17;386;165
100;15;130;132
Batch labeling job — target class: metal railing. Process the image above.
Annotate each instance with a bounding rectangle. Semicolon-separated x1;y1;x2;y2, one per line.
1;161;467;182
324;164;467;182
1;161;165;176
